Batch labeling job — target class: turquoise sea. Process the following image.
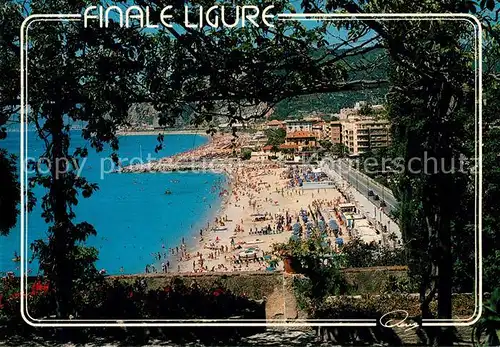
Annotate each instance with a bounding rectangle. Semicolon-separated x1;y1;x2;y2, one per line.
0;131;226;275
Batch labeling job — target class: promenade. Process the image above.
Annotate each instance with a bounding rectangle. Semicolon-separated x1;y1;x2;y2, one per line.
320;160;402;246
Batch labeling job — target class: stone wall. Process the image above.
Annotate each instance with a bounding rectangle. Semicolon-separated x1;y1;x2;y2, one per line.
108;266;409;321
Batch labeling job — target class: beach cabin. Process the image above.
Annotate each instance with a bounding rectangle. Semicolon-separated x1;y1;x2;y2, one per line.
338;203;356;213
340;212;365;229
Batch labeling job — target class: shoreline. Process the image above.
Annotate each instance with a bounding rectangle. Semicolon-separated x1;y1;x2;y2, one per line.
173;162;350;274
179;171;232;266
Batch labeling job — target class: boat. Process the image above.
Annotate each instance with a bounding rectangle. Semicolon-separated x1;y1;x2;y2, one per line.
164;190;172;195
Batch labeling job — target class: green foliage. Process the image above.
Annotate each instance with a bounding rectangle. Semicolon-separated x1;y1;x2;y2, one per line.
117;272;283;301
381;274;419;294
264;128;286;148
271;89;387;120
473;289;500;347
0;276;264;343
331;142;349;158
382;15;476;331
0;0;151;318
319;139;333;151
270;47;389;119
0;2;20;236
340;237;406;268
240;148;252;160
273;234;350;313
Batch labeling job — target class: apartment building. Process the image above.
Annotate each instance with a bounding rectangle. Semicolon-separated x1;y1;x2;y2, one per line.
341;118;391;155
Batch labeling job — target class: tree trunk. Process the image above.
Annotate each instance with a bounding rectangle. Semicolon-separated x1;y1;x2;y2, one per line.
49;111;73;319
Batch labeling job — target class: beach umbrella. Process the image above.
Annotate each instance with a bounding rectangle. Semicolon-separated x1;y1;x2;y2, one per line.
292;223;301;233
328;219;339;230
336;238;344;246
318;220;326;232
290;234;300;241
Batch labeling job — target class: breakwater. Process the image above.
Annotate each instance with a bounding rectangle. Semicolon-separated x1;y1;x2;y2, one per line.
117;160;237;173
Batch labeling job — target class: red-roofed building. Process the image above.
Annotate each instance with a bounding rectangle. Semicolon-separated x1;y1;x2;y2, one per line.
262;145;275;153
284;131;319;152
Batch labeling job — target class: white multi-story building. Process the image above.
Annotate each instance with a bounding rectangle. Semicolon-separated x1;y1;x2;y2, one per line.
284;119;314;133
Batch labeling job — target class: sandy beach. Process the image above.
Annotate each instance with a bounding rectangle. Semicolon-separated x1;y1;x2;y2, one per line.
170;163;349;273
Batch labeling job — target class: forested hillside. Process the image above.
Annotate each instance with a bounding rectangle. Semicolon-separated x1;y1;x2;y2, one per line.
270;47;388;119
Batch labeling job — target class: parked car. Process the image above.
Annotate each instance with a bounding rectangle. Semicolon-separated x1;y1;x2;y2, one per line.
368;190;374;196
373;194;380;201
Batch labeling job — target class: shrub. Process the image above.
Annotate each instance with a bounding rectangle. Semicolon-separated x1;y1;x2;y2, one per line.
240;149;252;160
0;276;265;344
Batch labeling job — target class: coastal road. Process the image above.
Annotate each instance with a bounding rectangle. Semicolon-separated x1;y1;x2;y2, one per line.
327;159;398;213
319;160;402;242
